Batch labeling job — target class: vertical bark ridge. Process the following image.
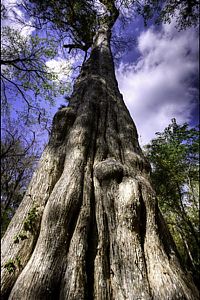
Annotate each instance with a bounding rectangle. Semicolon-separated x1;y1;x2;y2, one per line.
1;136;69;299
84;96;103;300
113;178;152;299
93;177;113;300
141;182;199;299
85;181;98;300
58;170;91;300
92;84;114;300
8;88;96;299
92;80;109;163
59;98;99;300
105;98;122;161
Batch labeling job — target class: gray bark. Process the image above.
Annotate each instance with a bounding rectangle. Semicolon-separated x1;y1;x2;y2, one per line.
1;24;199;300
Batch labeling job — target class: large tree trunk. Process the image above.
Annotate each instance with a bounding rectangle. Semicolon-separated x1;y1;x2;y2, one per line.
1;23;199;300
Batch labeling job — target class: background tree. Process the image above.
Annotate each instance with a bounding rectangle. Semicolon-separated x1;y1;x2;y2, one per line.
145;119;199;288
1;121;40;237
133;0;199;29
1;2;72;227
1;4;71;127
1;1;199;299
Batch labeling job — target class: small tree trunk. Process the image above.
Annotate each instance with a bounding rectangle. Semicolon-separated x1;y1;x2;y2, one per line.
1;25;199;300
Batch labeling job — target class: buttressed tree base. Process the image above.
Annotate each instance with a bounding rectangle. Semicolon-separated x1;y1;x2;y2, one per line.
1;1;199;299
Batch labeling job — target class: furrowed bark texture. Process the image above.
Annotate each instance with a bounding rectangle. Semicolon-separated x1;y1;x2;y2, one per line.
1;25;199;300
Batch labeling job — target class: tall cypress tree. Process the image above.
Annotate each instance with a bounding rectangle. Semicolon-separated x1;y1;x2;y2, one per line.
1;1;199;299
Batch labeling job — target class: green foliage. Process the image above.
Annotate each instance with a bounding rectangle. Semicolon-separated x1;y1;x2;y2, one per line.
4;257;22;273
23;206;38;233
145;119;199;285
12;206;38;243
29;0;97;49
15;256;22;269
4;259;16;274
135;0;199;29
1;26;71;123
1;125;39;237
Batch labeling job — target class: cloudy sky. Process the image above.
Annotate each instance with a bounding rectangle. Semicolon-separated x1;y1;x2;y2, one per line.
116;19;199;145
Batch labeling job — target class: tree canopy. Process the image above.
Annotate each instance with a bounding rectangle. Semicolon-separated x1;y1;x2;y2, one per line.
20;0;199;50
135;0;199;29
1;4;71;128
1;0;199;125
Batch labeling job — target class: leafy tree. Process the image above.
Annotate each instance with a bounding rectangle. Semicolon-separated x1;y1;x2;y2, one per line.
1;122;40;237
1;5;71;126
134;0;199;29
21;0;98;52
1;1;199;299
145;119;199;287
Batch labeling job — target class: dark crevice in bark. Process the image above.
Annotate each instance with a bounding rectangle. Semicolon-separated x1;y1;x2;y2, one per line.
89;48;100;74
85;189;98;300
139;187;147;251
66;193;84;249
93;103;100;161
102;94;109;160
115;104;124;165
104;88;109;147
28;221;42;256
104;207;113;297
85;102;99;300
138;186;153;299
108;100;121;161
1;287;12;300
50;270;64;300
94;95;109;162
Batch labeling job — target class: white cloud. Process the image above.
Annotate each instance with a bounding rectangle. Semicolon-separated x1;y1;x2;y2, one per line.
46;58;72;82
1;0;34;36
116;23;199;145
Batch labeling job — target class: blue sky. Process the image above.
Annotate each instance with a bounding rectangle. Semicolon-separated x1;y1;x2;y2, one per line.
2;0;199;147
113;13;199;145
